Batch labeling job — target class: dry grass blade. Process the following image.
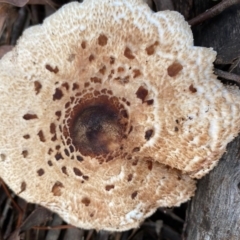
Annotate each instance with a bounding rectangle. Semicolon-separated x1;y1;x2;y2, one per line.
0;179;23;221
20;207;52;232
0;3;17;44
0;4;11;36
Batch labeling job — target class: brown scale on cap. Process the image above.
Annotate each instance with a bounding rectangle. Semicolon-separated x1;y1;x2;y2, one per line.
34;81;42;95
145;41;159;55
45;64;59;74
52;181;64;196
167;61;183;77
1;0;240;232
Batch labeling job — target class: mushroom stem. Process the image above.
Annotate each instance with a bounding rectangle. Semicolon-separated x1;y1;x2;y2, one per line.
188;0;240;26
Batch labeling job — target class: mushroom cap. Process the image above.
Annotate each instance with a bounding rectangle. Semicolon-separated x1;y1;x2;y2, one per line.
0;0;240;231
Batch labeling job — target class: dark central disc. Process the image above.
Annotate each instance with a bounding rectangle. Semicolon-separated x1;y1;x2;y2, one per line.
71;104;125;157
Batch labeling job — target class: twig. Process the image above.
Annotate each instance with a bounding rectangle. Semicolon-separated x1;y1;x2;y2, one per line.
215;68;240;84
188;0;240;26
32;224;74;230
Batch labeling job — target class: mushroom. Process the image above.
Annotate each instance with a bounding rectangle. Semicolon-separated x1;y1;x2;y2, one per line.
0;0;240;231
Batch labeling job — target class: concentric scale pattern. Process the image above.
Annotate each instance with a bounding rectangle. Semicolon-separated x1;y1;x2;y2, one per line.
0;0;240;231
